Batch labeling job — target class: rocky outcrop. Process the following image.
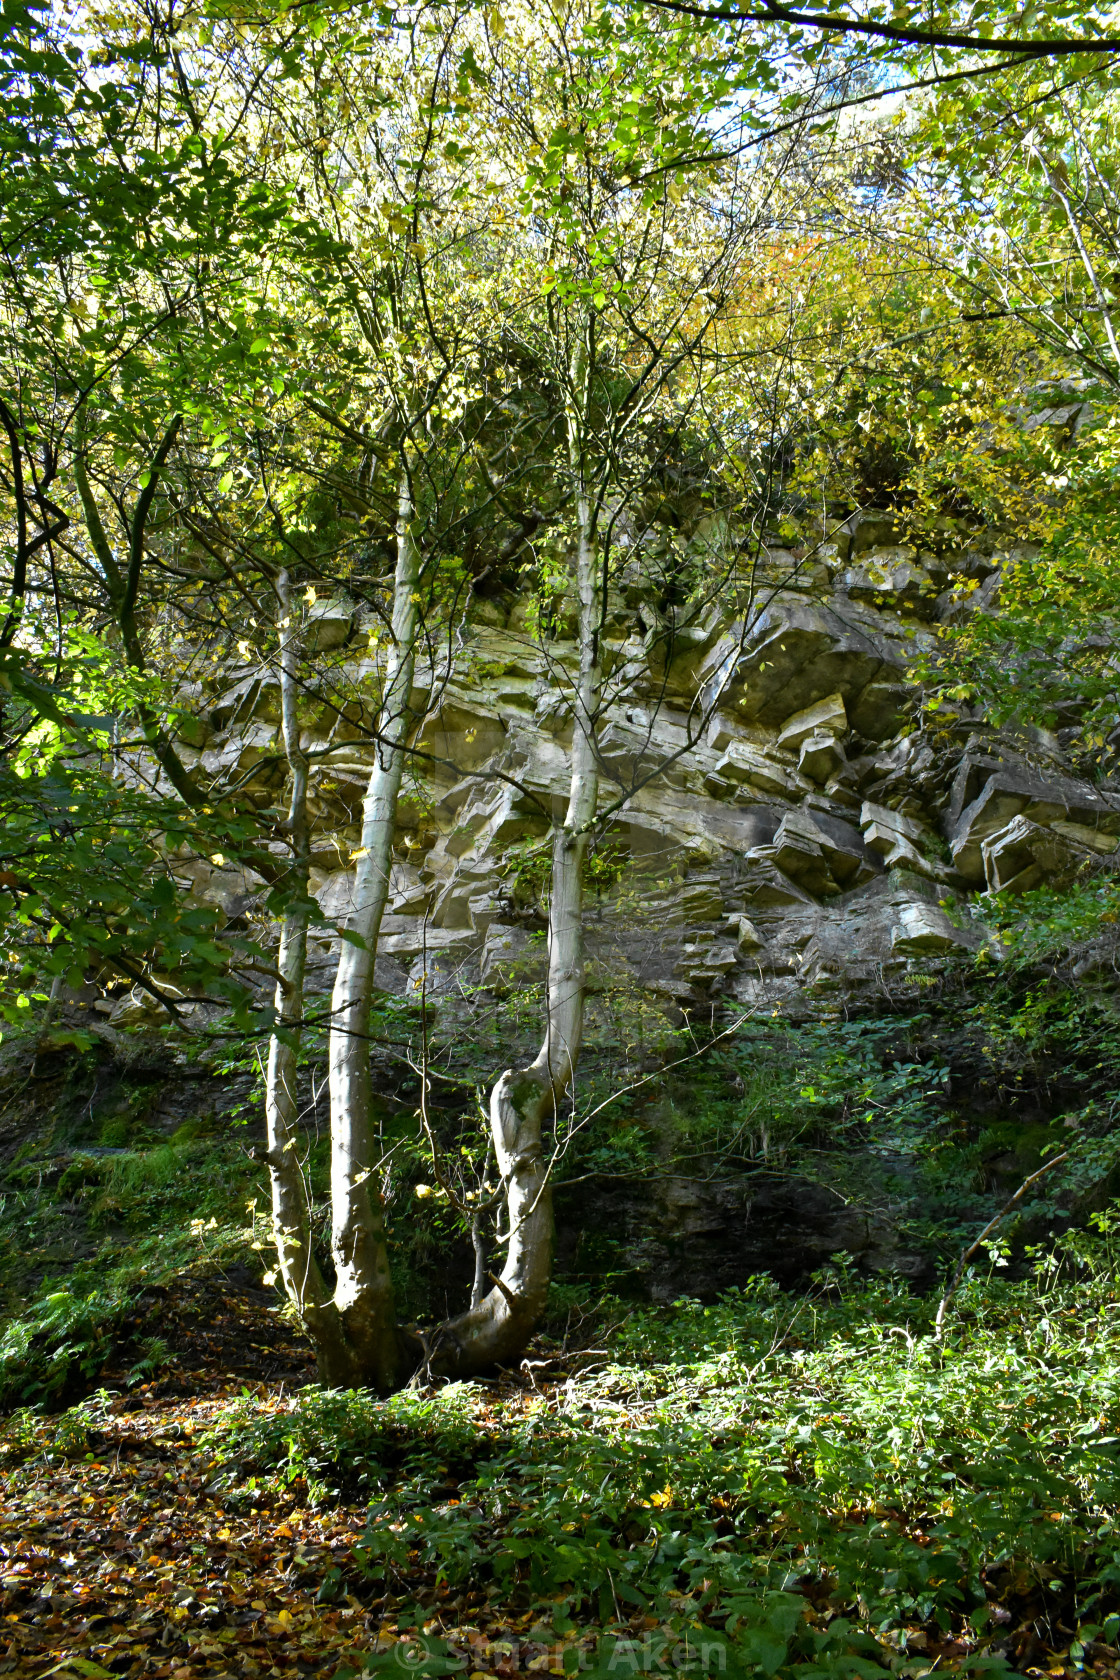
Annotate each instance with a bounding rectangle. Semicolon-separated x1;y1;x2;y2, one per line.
51;521;1110;1306
173;528;1120;1024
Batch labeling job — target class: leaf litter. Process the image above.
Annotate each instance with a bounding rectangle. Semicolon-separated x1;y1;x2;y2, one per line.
3;1268;1120;1680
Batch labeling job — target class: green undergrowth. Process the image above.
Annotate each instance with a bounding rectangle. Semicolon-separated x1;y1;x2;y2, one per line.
198;1231;1120;1680
0;1130;265;1405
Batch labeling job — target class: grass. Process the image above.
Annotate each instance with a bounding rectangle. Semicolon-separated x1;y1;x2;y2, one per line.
2;980;1120;1678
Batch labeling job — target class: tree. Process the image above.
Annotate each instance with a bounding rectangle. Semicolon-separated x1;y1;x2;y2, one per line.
855;59;1120;749
186;1;573;1386
638;0;1120;60
0;0;308;1031
1;0;851;1394
182;0;817;1388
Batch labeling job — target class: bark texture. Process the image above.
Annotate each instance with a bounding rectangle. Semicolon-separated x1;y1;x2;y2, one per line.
323;469;422;1392
264;570;334;1346
431;328;601;1376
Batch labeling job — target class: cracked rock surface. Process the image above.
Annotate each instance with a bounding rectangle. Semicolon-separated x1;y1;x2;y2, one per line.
176;525;1120;1024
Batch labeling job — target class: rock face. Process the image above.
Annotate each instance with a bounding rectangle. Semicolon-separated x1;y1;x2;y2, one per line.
166;525;1120;1294
177;529;1120;1023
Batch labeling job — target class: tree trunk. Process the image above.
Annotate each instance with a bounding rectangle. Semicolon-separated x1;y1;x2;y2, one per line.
323;467;422;1392
431;325;601;1376
263;569;343;1363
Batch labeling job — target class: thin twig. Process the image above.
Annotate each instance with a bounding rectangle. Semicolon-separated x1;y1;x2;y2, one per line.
487;1269;517;1308
934;1151;1070;1340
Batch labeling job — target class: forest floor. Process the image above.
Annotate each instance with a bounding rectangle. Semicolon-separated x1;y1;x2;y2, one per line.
0;1267;508;1680
0;1382;367;1680
4;1261;1120;1680
0;1263;661;1680
0;1268;350;1680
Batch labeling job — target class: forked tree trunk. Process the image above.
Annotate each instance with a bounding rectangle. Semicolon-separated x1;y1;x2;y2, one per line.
263;570;339;1356
321;468;423;1392
431;329;601;1377
268;368;602;1388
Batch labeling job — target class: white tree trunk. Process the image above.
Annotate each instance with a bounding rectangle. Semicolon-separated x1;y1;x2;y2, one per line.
265;570;331;1325
324;468;422;1391
432;324;601;1374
